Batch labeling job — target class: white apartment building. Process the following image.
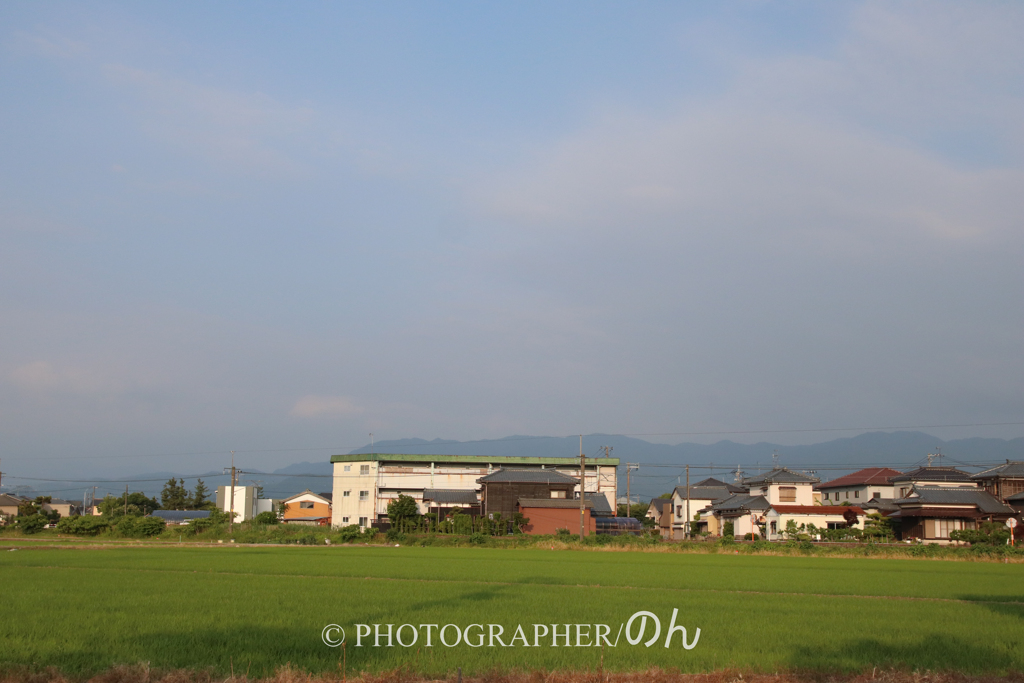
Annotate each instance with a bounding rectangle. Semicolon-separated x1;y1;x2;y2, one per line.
329;453;619;529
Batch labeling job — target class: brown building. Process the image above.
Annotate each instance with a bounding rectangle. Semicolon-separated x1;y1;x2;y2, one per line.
891;486;1015;543
477;468;580;519
517;498;597;536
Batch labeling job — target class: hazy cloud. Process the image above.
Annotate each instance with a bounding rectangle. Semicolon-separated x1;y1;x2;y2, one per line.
289;395;365;419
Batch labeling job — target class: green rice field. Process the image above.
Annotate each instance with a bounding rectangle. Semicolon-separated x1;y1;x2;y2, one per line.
1;543;1022;676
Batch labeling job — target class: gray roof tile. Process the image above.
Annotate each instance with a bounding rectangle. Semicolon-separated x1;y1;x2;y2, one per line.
890;466;973;483
894;486;1015;514
970;461;1024;480
422;489;479;505
742;468;819;486
477;468;579;484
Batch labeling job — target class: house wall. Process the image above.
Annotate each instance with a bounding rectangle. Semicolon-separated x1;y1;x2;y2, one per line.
283;494;331;520
520;506;594;536
483;482;575;518
216;486;256;522
766;512;865;540
669;495;715;538
750;483;814;506
820;484;896;504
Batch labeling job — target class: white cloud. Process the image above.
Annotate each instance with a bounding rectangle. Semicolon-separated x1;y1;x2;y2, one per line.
289;395;365;419
471;2;1024;257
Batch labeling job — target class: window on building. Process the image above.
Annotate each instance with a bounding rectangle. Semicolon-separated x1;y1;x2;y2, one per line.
358;516;368;527
343;490;350;497
872;491;880;499
854;490;860;499
343;465;351;472
823;492;830;500
676;505;682;516
359;491;369;501
342;516;349;523
935;519;969;539
550;490;566;499
299;501;314;509
779;487;797;503
360;465;370;475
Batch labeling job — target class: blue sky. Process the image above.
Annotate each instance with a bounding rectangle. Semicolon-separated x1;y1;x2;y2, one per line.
2;2;1023;478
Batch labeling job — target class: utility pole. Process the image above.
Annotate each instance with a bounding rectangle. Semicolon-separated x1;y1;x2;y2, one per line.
626;463;639;517
579;436;585;540
230;451;236;532
685;464;691;540
224;451;237;532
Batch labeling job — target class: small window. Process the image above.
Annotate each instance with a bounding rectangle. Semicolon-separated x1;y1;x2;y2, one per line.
676;505;682;516
359;491;369;501
779;487;797;503
299;501;314;509
550;490;566;499
854;490;860;499
343;490;350;497
360;465;370;475
342;516;349;523
343;465;351;472
358;516;368;527
823;492;829;500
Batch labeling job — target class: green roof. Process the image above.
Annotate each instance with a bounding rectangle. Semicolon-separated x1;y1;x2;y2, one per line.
330;453;619;466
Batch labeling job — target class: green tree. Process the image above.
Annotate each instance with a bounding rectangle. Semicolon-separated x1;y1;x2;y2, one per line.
862;512;894;540
254;511;278;525
98;492;159;518
161;478;189;510
190;479;211;510
18;500;40;517
387;494;419;528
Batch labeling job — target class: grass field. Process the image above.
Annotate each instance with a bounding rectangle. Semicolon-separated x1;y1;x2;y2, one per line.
1;543;1022;677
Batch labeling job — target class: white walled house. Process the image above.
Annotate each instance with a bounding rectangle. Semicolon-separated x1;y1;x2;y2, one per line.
765;505;866;539
742;468;819;506
329;453;618;529
670;478;743;538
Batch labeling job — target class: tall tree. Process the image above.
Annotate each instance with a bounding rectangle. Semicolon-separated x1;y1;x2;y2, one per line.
190;479;210;510
160;478;188;510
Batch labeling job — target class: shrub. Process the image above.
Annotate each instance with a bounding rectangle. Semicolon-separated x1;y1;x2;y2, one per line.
723;521;734;537
335;524;363;543
56;516;109;536
555;527;571;537
254;511;279;525
468;532;488;545
385;528;406;543
15;514;47;534
718;534;735;546
135;517;167;537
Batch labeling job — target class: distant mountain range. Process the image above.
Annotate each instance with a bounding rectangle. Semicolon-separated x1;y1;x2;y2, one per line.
9;431;1021;503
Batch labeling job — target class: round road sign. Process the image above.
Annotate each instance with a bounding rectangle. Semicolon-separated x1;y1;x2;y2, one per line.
1006;517;1018;528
